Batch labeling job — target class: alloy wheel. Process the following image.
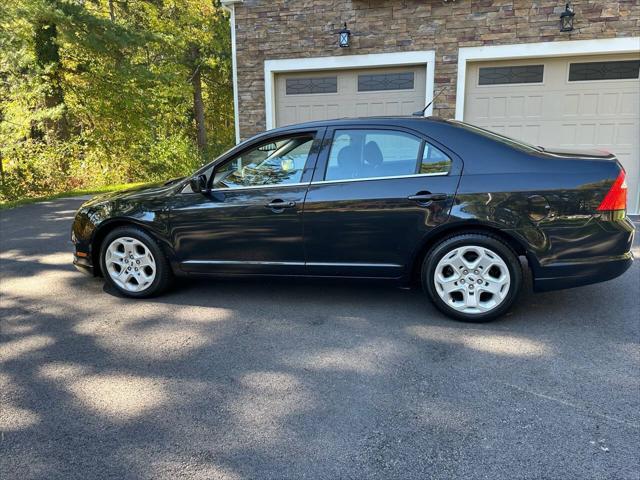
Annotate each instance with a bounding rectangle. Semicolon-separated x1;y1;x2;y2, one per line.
104;236;156;292
433;245;511;315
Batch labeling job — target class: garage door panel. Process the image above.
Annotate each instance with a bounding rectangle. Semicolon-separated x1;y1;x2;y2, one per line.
355;102;369;117
559;124;577;146
563;94;580;116
465;54;640;213
575;124;597;146
467;97;490;119
490;97;507;118
526;96;543;117
326;104;339;119
280;105;297;126
370;102;385;116
620;92;639;114
297;105;313;123
598;93;618;115
402;100;419;114
275;66;426;128
616;123;636;146
596;123;616;145
580;94;599;115
507;96;524;117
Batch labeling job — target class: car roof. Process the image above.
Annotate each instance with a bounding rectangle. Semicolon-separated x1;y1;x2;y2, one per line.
268;116;452;134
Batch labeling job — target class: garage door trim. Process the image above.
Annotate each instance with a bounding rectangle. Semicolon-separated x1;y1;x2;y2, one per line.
264;50;436;130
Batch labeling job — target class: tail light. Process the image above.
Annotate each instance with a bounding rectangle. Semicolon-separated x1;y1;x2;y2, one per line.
597;170;627;212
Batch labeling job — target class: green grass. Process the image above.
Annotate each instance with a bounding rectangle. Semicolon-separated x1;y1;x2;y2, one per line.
0;182;148;210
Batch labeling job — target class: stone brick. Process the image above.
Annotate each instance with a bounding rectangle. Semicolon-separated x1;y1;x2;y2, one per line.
232;0;638;138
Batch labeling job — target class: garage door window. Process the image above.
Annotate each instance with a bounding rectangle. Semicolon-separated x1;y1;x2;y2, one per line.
478;65;544;85
325;129;422;181
286;77;337;95
358;72;415;92
568;60;640;81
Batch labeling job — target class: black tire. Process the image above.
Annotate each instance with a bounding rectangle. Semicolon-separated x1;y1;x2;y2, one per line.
99;226;173;298
421;233;522;322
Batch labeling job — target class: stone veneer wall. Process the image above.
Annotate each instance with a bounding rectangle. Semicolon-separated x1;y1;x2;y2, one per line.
233;0;639;139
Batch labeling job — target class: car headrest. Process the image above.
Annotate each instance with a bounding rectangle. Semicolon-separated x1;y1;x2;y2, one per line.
364;141;383;166
337;145;359;170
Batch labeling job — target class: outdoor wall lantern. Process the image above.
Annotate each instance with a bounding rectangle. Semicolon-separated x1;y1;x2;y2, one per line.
338;23;351;48
560;3;575;32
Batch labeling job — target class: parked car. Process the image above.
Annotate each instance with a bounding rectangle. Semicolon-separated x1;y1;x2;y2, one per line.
71;117;634;321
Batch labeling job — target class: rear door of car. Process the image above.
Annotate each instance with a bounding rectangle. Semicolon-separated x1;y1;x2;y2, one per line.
302;124;461;278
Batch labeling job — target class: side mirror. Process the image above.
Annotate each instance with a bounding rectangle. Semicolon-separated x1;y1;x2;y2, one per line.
189;174;208;194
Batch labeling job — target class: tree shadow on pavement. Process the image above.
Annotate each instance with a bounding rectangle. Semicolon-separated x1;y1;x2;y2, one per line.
2;197;639;480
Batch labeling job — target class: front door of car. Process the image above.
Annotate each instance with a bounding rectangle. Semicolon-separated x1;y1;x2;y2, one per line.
302;126;462;278
170;128;324;275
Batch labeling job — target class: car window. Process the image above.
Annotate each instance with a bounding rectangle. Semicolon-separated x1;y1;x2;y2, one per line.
421;143;452;174
447;120;542;154
213;135;314;189
325;129;421;181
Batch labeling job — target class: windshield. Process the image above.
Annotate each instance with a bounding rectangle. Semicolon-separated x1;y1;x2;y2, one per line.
447;120;543;154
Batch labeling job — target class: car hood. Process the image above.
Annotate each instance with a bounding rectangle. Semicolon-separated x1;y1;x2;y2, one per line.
81;179;184;207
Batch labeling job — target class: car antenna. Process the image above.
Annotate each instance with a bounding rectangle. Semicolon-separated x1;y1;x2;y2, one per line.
413;87;447;117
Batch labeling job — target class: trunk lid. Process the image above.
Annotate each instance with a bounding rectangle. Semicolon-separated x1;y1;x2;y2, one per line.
538;146;616;160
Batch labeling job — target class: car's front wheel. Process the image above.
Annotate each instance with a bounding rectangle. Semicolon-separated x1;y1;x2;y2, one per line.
100;226;172;297
422;233;522;322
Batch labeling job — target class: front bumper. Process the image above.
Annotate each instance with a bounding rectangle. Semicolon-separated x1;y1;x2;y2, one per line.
73;251;95;276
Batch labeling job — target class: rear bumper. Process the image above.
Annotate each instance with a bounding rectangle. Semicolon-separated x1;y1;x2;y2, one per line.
533;251;634;292
530;213;635;292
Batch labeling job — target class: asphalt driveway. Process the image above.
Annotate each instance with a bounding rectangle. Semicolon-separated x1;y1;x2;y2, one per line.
1;197;639;480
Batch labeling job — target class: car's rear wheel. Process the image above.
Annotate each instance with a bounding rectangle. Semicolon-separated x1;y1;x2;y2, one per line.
422;233;522;322
100;226;172;298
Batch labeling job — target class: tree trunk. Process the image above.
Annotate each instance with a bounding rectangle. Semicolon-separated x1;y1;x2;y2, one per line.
191;56;207;152
34;21;68;140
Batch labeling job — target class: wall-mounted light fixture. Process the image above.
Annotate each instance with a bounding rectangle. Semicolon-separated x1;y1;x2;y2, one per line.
560;3;575;32
338;23;351;48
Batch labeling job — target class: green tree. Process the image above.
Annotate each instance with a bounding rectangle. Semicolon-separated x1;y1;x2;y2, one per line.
0;0;234;202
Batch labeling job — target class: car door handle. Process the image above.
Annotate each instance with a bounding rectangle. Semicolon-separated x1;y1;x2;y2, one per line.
407;193;448;203
266;200;296;210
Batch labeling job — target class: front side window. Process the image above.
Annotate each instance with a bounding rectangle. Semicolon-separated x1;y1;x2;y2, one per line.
213;135;314;189
325;129;422;181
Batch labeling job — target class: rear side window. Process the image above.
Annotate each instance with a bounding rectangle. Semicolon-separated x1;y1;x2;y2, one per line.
325;129;421;181
448;120;542;154
421;143;452;175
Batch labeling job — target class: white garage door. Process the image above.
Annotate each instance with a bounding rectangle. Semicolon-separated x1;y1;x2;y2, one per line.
465;54;640;214
275;66;426;128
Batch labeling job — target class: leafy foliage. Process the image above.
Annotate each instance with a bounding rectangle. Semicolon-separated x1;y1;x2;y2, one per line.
0;0;234;202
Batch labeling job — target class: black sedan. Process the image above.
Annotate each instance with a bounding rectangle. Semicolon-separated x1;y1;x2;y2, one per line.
71;117;634;321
